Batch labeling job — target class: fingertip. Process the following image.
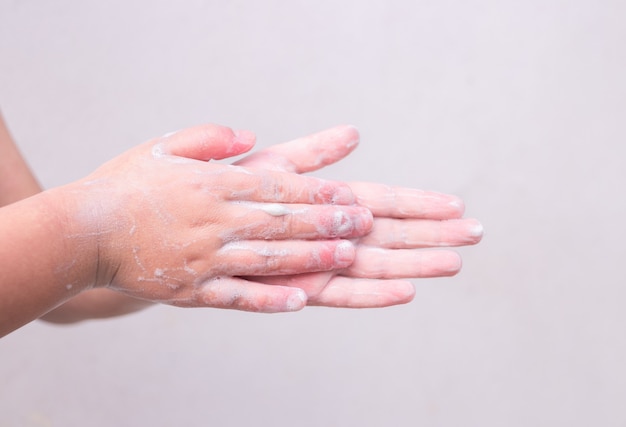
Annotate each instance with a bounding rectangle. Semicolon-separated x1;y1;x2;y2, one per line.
154;124;256;161
208;128;256;160
334;124;360;151
423;250;464;277
396;280;416;304
233;129;256;153
446;251;463;276
334;240;356;268
345;206;374;238
285;288;308;311
448;196;466;217
467;219;484;243
331;182;357;205
361;207;374;234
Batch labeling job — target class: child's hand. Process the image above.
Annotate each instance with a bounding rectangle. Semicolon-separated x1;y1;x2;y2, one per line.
61;124;373;312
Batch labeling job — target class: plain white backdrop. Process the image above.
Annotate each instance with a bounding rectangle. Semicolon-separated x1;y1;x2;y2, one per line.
1;1;625;425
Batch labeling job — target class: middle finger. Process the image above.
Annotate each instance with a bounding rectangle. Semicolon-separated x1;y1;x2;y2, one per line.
360;217;483;249
225;202;373;241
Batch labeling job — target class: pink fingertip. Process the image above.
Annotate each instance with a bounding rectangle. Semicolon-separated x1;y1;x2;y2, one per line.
332;184;356;205
354;207;374;235
334;240;356;266
397;281;416;304
286;288;307;311
233;129;256;150
468;220;484;240
340;124;360;150
448;196;465;215
447;252;463;275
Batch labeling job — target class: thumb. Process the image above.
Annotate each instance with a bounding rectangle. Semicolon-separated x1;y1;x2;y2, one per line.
154;124;256;161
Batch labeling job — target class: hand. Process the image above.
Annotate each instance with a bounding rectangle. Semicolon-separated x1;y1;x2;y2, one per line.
42;124;482;323
236;125;483;307
60;124;373;312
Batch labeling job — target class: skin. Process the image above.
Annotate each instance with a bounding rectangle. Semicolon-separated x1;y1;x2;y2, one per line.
236;127;482;307
0;117;483;330
0;120;375;336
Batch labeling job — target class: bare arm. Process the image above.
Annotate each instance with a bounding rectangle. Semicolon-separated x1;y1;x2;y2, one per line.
6;121;481;327
0;115;156;324
0;188;98;336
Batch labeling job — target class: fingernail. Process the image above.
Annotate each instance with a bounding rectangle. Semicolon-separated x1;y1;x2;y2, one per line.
233;129;256;149
331;184;356;205
161;129;180;139
285;288;307;311
334;240;356;266
330;207;372;237
353;207;374;234
343;125;360;149
448;197;465;214
331;210;352;237
449;253;463;273
468;220;484;239
437;251;463;275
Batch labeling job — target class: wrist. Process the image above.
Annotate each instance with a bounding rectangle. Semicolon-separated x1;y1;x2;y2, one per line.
41;183;105;292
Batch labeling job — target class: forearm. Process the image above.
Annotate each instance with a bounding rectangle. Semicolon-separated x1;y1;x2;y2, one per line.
0;115;149;326
0;188;96;336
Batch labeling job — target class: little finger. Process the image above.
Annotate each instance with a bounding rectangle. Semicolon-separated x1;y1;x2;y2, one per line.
307;277;415;308
184;276;308;312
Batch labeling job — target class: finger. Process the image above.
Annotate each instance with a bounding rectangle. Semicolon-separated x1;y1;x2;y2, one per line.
345;247;462;279
360;218;484;249
235;125;360;173
228;202;373;240
153;124;256;161
307;276;415;308
245;272;336;299
182;277;307;312
349;182;465;219
217;166;356;205
247;273;415;308
215;240;356;276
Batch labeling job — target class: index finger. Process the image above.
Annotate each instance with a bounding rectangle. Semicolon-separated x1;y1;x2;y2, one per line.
216;165;357;205
234;125;360;173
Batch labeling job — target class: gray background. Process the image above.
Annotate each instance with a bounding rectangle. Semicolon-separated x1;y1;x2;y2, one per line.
1;1;625;426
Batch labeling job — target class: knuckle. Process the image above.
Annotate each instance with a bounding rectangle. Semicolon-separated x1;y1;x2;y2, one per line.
263;252;283;272
278;213;294;238
326;208;353;238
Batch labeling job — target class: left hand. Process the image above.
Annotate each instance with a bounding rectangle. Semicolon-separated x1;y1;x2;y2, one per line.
236;125;482;307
